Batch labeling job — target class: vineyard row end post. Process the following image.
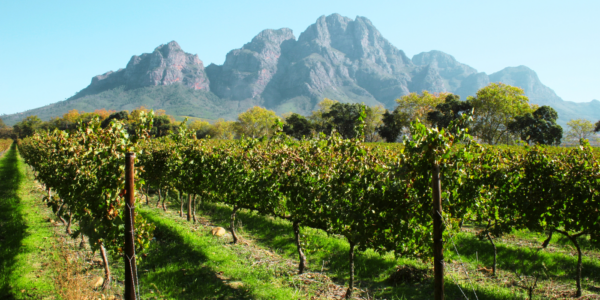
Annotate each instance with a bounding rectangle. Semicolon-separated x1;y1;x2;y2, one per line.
125;153;138;300
433;162;444;300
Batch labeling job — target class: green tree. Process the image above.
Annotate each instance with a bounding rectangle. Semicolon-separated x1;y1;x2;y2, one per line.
508;106;563;145
594;120;600;133
395;91;448;127
283;113;314;140
235;106;280;139
377;108;409;142
323;102;366;139
363;105;384;142
101;111;130;128
308;98;338;133
468;83;533;144
565;118;597;144
151;115;174;137
426;94;473;129
189;120;213;139
13;115;43;138
208;119;237;140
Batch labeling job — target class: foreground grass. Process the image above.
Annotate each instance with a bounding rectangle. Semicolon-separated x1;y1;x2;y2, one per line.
138;206;301;300
190;202;534;299
0;144;55;299
137;197;600;299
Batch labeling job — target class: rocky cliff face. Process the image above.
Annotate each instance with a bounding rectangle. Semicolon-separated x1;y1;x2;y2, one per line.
4;14;598;127
412;50;477;94
205;14;421;113
206;28;295;100
78;41;210;97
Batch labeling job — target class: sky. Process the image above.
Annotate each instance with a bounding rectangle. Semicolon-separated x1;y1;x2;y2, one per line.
1;0;599;115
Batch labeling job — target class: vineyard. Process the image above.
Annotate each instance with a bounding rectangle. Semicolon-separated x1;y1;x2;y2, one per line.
9;113;600;299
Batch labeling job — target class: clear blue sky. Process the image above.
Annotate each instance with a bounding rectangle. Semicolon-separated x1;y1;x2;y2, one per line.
1;0;598;115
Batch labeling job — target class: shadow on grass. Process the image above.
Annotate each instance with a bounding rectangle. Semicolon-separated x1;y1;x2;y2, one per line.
139;197;538;299
450;233;600;286
138;212;253;300
380;279;528;300
192;203;523;299
0;144;25;298
552;234;599;252
196;202;398;283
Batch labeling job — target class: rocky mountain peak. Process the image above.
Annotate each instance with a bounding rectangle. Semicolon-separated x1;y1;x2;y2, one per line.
413;51;470;70
79;41;210;97
205;28;296;100
296;14;411;67
155;41;184;57
412;50;478;93
244;28;295;53
489;66;550;101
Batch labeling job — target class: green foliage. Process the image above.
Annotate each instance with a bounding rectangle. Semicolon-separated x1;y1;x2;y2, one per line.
13;116;43;139
150;115;174;137
323;102;367;139
508;105;563;145
565;118;597;145
234;106;281;139
394;91;448;128
18;113;156;258
468;83;533;144
377;108;408;142
282;113;313;140
426;94;473;130
100;111;129;128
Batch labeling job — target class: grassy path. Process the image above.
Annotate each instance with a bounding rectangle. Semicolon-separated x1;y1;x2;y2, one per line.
0;144;56;299
138;198;600;299
138;206;302;300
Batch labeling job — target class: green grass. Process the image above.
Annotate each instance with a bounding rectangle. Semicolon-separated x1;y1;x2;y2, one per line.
135;198;600;299
0;144;56;299
194;203;531;299
138;206;301;300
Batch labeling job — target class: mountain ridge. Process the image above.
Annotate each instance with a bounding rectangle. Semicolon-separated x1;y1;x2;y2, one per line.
2;13;598;129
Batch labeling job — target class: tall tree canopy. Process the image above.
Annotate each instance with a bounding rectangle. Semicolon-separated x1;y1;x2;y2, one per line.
323;102;366;139
101;111;130;128
235;106;280;139
377;108;409;143
283;113;314;140
13;115;43;138
565;119;597;144
395;91;448;128
363;105;385;142
189;120;212;139
308;98;338;133
468;83;533;144
508;105;562;145
209;119;237;140
426;94;472;129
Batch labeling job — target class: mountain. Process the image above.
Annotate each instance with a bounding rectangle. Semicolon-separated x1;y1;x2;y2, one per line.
2;14;598;128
